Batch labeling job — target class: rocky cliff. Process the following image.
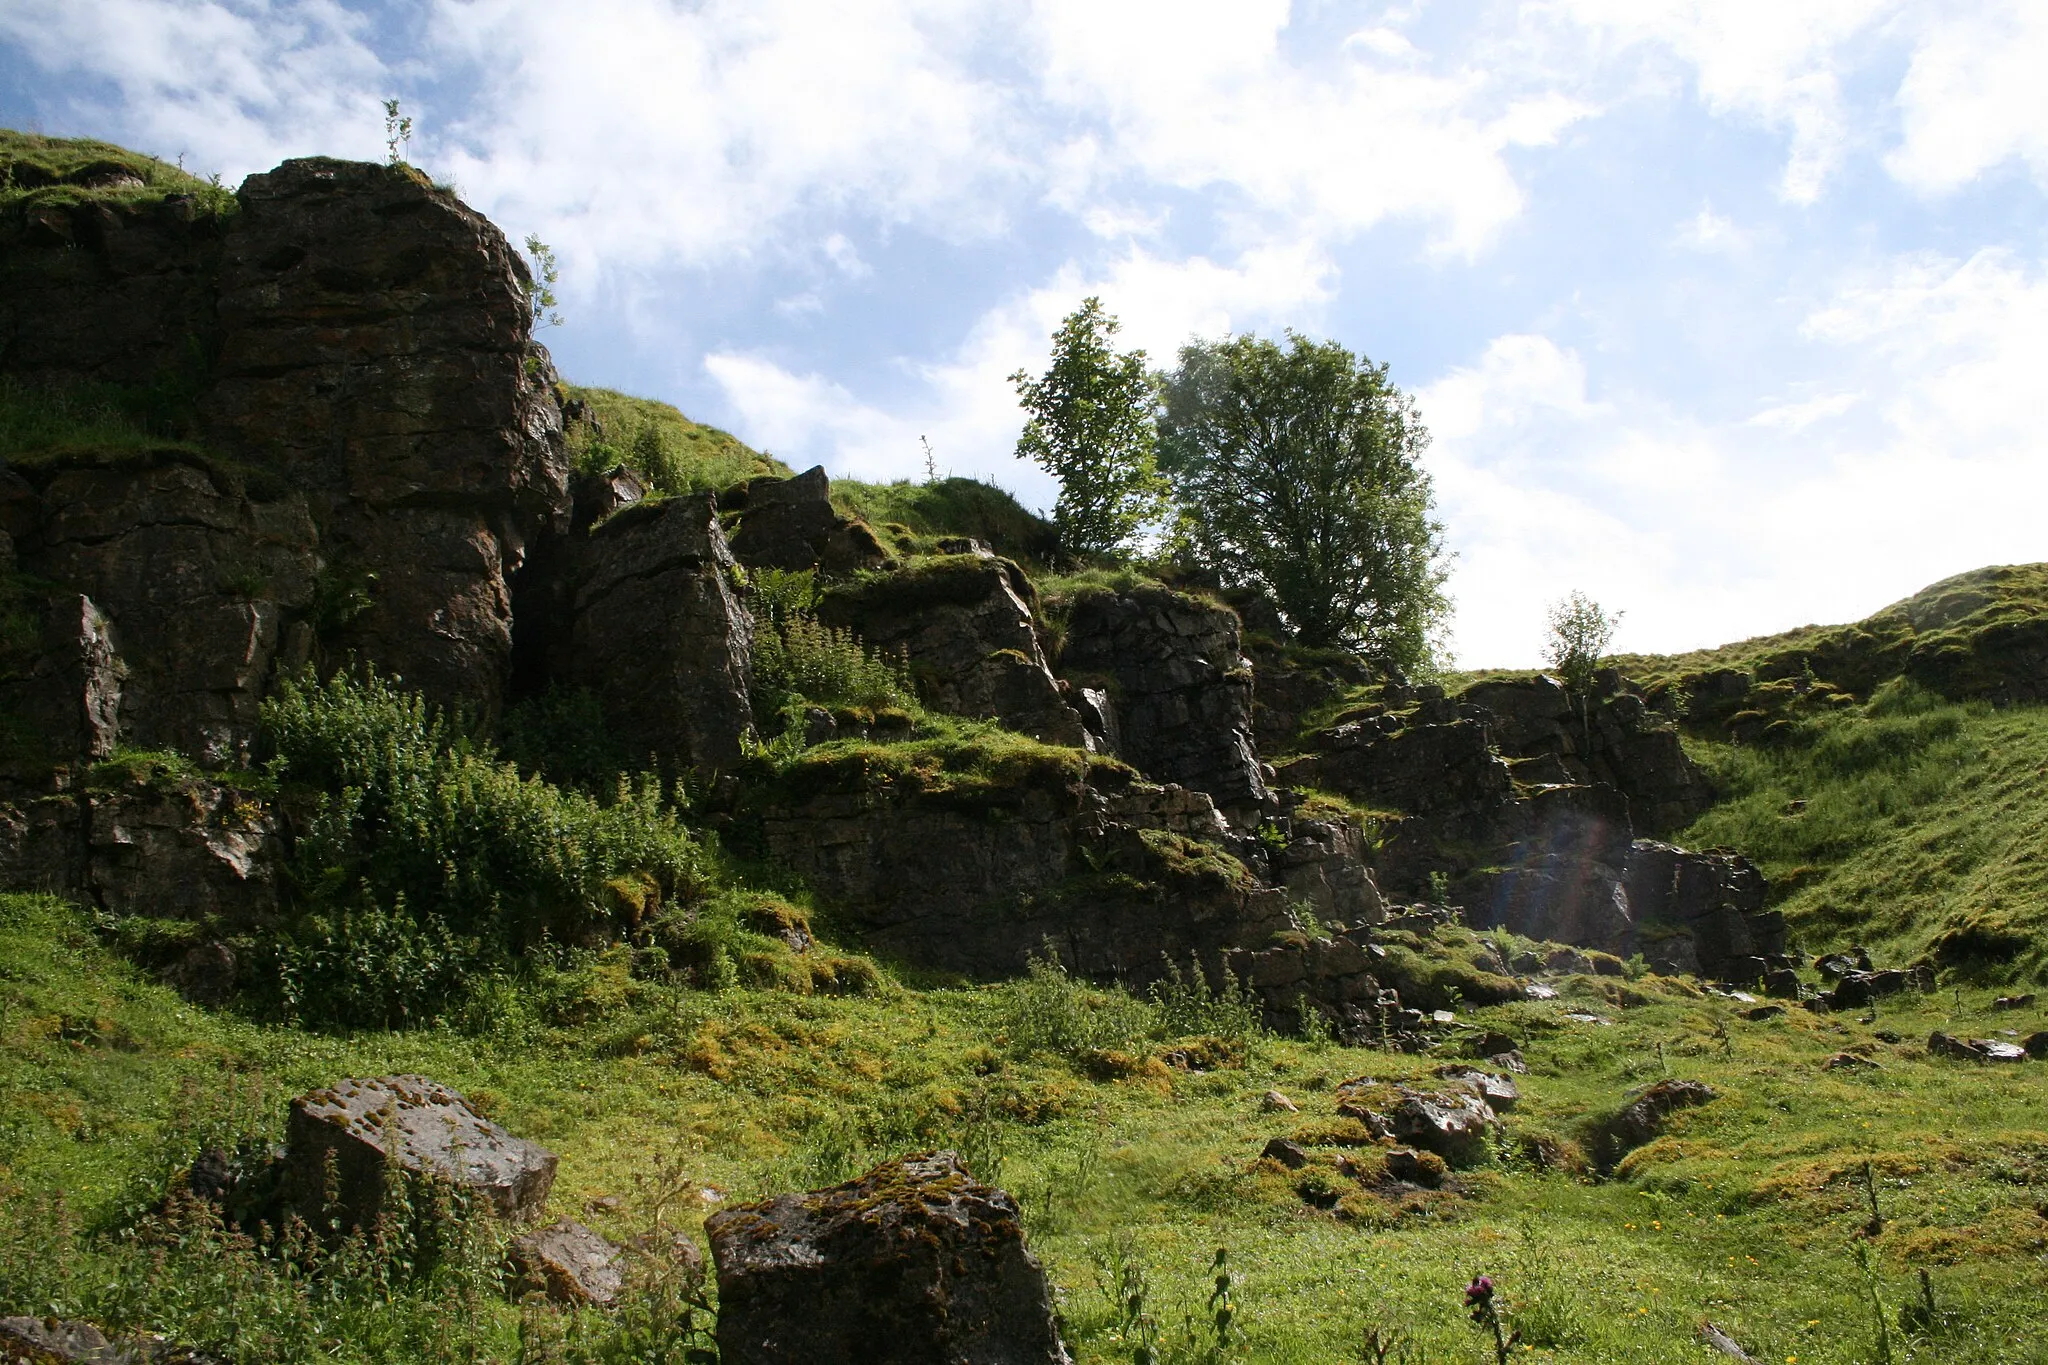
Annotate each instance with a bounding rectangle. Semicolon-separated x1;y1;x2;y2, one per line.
4;132;1963;1009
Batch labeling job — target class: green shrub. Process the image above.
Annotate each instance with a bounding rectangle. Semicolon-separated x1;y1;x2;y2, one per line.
1148;952;1265;1043
261;669;704;1027
999;948;1154;1060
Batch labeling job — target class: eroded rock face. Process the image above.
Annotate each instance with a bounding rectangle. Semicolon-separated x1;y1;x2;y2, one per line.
1059;587;1267;819
727;466;887;577
706;1151;1069;1365
0;589;121;795
84;776;281;930
1624;841;1783;983
566;496;754;775
756;769;1293;983
285;1075;557;1228
819;554;1087;747
202;158;570;718
1600;1079;1717;1161
1460;675;1710;834
23;457;315;767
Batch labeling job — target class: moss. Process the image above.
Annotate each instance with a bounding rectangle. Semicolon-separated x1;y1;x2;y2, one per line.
759;725;1128;809
823;553;1036;619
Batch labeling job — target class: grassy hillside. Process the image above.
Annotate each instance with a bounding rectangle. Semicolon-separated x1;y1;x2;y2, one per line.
6;889;2048;1362
562;385;790;496
1;129;233;219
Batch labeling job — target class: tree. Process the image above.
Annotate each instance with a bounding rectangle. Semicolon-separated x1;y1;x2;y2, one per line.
1158;331;1448;668
1009;297;1165;560
1542;590;1621;694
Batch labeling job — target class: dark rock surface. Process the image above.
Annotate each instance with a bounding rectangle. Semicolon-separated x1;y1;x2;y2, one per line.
16;457;316;766
819;553;1087;747
706;1150;1068;1365
564;495;754;774
0;590;121;795
0;1316;217;1364
1600;1079;1718;1161
727;466;887;577
507;1219;626;1306
285;1076;556;1228
82;776;281;931
757;768;1294;984
1059;587;1267;819
201;159;570;718
1928;1031;2027;1063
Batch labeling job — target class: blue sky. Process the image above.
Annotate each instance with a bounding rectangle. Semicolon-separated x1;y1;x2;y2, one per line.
4;1;2043;666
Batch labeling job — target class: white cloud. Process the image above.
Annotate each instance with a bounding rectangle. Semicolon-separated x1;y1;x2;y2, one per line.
1674;206;1749;253
1541;0;1895;203
1426;245;2048;666
1888;1;2048;193
0;0;387;173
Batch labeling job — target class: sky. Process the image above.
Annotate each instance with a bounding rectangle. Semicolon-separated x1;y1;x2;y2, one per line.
2;1;2043;667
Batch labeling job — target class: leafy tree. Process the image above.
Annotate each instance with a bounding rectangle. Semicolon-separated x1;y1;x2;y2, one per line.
1158;331;1448;668
1543;590;1622;693
1009;297;1166;560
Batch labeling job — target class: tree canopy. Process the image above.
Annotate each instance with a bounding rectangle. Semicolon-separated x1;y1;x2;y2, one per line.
1158;331;1448;668
1009;297;1165;560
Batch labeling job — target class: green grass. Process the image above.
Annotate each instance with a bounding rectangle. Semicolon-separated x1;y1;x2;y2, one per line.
8;888;2048;1362
1;129;233;219
831;477;1056;567
1678;681;2048;980
562;385;789;496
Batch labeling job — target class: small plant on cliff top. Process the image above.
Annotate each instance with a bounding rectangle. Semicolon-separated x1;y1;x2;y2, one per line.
524;234;562;331
382;98;413;166
1543;590;1621;695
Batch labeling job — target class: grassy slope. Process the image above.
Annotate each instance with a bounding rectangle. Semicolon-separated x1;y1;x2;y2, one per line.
7;889;2048;1362
0;130;226;218
562;385;790;495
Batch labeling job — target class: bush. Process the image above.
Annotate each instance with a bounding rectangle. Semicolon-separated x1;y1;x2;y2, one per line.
1149;953;1265;1044
999;948;1154;1060
262;669;704;1027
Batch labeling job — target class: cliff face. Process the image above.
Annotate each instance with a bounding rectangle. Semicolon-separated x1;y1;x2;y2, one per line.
2;156;569;746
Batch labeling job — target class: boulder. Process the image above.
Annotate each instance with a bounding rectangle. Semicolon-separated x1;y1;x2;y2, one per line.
1059;587;1267;819
285;1076;556;1228
1826;970;1910;1010
706;1151;1068;1365
565;496;755;775
1260;1137;1309;1169
817;554;1087;747
727;466;887;576
507;1219;626;1306
1602;1079;1717;1158
1624;841;1782;982
0;1317;216;1364
1383;1147;1447;1188
1388;1091;1498;1167
1928;1031;2027;1063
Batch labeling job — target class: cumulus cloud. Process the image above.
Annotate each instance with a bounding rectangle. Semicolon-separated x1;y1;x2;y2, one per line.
1887;0;2048;193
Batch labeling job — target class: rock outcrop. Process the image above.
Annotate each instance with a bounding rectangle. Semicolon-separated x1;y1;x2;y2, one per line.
706;1151;1068;1365
507;1219;627;1306
753;756;1295;983
563;495;755;774
726;465;887;577
1059;587;1268;820
202;158;569;719
819;553;1087;747
285;1076;557;1228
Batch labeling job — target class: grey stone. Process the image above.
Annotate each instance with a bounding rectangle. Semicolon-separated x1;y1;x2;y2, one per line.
285;1075;557;1228
507;1219;626;1306
707;1151;1068;1365
1388;1091;1498;1167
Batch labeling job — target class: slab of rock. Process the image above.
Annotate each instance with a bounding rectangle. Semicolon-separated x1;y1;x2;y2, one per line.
204;157;571;720
0;1317;216;1363
1435;1065;1520;1111
706;1151;1068;1365
285;1076;556;1229
1823;1052;1880;1071
565;495;755;775
507;1219;625;1306
1928;1031;2027;1063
